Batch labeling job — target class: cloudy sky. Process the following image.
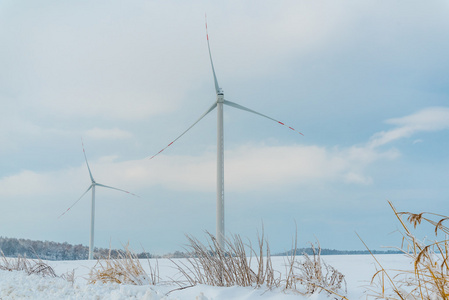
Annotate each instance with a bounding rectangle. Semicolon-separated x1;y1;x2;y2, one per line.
0;0;448;254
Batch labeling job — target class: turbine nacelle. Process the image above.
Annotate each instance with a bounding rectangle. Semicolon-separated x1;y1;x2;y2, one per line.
217;92;224;103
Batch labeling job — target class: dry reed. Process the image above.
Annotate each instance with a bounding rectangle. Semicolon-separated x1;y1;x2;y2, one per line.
170;231;278;288
365;201;449;299
171;230;347;299
88;244;159;285
0;251;57;278
290;242;347;297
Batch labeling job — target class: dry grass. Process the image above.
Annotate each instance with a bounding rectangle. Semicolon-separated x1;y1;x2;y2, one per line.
88;244;159;285
290;242;347;298
60;269;76;285
0;250;57;278
170;230;347;298
365;201;449;299
284;229;299;291
170;231;279;288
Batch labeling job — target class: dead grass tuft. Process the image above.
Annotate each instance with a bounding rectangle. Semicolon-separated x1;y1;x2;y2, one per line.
365;201;449;299
170;230;279;288
291;242;347;297
0;251;57;278
60;269;76;285
88;244;159;285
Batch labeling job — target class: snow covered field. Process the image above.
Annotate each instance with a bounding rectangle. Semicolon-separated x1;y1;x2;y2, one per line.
0;254;411;299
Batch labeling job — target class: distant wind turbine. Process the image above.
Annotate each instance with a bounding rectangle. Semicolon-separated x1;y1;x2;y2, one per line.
60;142;138;260
149;19;303;249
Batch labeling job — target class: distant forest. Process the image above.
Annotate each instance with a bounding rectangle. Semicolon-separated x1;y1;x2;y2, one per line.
275;248;402;256
0;236;401;261
0;236;151;261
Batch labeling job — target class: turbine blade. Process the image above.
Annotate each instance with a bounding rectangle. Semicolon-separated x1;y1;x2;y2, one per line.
82;140;95;182
149;102;217;160
95;183;139;197
58;184;93;219
205;15;220;94
224;100;304;136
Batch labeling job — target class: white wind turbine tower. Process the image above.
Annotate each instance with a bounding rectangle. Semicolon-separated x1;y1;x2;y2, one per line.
60;142;138;260
149;20;303;249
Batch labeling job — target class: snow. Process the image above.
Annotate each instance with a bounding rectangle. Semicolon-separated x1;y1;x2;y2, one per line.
0;254;411;299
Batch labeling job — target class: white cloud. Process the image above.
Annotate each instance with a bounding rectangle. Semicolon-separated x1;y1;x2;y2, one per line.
0;114;76;153
387;107;449;130
1;107;447;198
85;128;133;140
368;107;449;148
0;142;397;198
0;170;53;197
0;167;84;198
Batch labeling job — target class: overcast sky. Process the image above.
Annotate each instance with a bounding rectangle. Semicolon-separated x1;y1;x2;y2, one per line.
1;0;448;255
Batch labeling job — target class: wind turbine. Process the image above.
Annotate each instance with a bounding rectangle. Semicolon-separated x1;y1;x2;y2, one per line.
149;20;303;249
60;142;138;260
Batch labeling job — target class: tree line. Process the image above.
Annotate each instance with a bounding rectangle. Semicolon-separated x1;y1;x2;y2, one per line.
275;247;402;256
0;236;151;260
0;236;401;261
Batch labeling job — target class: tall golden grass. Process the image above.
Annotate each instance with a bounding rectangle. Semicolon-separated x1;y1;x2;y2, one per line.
365;201;449;299
88;244;159;285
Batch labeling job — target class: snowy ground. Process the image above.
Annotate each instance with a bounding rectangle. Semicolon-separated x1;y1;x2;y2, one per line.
0;254;411;299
